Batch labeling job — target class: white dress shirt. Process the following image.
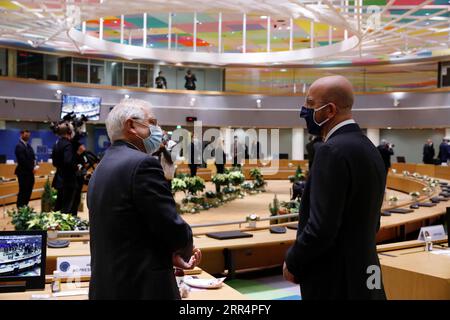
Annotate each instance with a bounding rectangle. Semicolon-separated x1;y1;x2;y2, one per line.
324;119;356;142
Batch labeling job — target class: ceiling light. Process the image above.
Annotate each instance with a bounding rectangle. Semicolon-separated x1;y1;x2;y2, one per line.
260;16;268;19
280;69;287;72
27;40;34;46
124;94;130;99
387;127;392;130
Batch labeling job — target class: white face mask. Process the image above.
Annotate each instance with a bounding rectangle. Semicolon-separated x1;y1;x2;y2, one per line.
133;120;163;155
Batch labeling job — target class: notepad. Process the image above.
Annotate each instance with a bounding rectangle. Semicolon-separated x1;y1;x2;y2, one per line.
389;208;414;214
52;289;88;297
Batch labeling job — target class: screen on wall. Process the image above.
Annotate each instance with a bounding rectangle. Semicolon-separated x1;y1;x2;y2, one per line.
61;94;101;120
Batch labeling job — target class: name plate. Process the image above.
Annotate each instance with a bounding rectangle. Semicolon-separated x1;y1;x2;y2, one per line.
417;225;447;241
56;256;91;277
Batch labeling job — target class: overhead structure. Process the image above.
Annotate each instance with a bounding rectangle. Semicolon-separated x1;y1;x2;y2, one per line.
0;0;448;65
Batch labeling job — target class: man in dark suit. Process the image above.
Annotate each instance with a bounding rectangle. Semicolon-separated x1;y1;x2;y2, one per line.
377;140;394;174
14;130;36;208
305;135;323;169
422;139;435;164
438;138;449;164
51;123;83;215
88;98;201;300
284;75;386;300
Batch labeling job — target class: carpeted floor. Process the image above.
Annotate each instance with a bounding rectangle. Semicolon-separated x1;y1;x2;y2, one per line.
224;268;301;300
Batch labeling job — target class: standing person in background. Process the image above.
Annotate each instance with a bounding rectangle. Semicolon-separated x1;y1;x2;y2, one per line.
213;138;227;174
305;135;323;170
14;129;36;208
422;139;435;164
184;70;197;90
188;134;201;176
377;140;394;174
51;123;84;215
155;71;167;89
438;138;450;164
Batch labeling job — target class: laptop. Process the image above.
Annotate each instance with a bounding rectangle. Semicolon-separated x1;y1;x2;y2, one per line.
205;231;253;240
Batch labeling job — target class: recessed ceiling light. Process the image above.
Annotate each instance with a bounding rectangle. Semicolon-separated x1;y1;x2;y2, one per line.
280;69;287;72
387;127;392;130
260;16;268;19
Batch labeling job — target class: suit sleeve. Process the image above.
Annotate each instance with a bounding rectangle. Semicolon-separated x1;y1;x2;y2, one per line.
15;144;26;167
285;144;349;278
62;142;77;170
133;157;193;260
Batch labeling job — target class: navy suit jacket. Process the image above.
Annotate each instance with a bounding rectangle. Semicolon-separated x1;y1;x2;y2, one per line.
14;140;35;176
285;123;387;300
87;140;193;300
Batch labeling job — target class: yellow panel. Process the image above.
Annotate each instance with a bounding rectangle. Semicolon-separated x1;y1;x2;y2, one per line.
0;0;21;9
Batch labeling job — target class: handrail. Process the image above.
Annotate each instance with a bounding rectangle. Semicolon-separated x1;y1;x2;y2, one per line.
55;213;300;237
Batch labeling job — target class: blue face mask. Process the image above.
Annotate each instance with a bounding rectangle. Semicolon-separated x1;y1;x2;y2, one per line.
133;121;163;155
299;103;332;136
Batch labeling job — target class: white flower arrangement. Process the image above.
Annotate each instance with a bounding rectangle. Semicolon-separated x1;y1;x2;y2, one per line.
409;191;420;200
391;169;397;174
403;171;410;176
388;195;398;202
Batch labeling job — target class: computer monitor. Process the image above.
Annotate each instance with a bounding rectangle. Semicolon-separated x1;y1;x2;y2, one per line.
61;94;101;121
0;231;47;290
396;156;406;163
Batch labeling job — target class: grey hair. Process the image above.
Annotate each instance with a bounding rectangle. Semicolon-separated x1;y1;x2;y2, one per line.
106;98;154;142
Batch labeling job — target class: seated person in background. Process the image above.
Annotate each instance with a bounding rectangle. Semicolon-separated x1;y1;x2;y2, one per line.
87;98;201;300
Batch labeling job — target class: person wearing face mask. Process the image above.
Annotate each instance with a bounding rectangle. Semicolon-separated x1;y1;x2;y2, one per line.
87;98;201;300
283;75;386;300
14;129;36;208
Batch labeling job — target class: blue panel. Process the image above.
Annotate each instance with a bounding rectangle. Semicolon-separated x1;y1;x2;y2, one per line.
94;128;111;156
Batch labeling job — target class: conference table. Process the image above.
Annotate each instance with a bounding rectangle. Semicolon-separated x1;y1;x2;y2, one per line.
0;268;245;300
378;240;450;300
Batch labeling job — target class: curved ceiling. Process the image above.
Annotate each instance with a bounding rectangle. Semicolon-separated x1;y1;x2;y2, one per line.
0;0;449;65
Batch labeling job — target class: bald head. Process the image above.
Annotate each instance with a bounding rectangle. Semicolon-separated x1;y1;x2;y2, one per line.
308;75;354;112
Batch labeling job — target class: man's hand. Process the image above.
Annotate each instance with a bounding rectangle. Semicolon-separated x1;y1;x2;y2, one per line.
172;248;202;270
77;145;86;155
283;262;298;284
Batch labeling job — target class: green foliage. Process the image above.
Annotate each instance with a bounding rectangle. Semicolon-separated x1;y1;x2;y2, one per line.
41;178;57;213
269;194;280;224
7;206;37;231
8;209;89;231
250;168;266;189
211;173;229;186
171;178;187;193
228;171;245;186
288;165;305;183
186;176;206;195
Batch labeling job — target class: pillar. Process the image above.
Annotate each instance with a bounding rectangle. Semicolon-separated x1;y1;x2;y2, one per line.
367;128;380;146
292;128;304;160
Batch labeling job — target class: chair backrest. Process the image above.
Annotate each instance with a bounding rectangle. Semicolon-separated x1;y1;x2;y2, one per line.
396;156;406;163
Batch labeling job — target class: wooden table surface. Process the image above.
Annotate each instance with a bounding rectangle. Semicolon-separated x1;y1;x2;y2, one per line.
0;269;244;300
379;242;450;300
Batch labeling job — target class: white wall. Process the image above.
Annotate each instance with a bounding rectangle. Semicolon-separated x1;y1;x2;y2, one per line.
380;128;445;163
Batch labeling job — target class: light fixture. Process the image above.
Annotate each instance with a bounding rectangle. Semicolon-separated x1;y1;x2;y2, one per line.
190;97;196;107
256;99;262;108
393;98;400;107
280;69;287;72
387;127;392;130
176;125;182;129
260;16;268;19
124;94;130;99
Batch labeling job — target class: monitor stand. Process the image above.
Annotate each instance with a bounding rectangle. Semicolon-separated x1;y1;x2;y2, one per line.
0;281;26;293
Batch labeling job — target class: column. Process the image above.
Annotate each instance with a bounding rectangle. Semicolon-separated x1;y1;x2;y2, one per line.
292;128;304;160
366;128;380;146
445;128;450;138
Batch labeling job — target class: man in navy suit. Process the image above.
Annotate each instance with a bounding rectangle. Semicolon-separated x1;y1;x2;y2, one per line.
283;76;387;300
14;130;36;208
88;99;201;299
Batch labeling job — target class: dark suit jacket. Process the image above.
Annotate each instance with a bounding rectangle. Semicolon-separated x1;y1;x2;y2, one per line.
51;138;78;189
438;143;449;163
377;145;394;171
285;123;387;300
422;144;435;164
87;140;193;300
14;140;35;176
